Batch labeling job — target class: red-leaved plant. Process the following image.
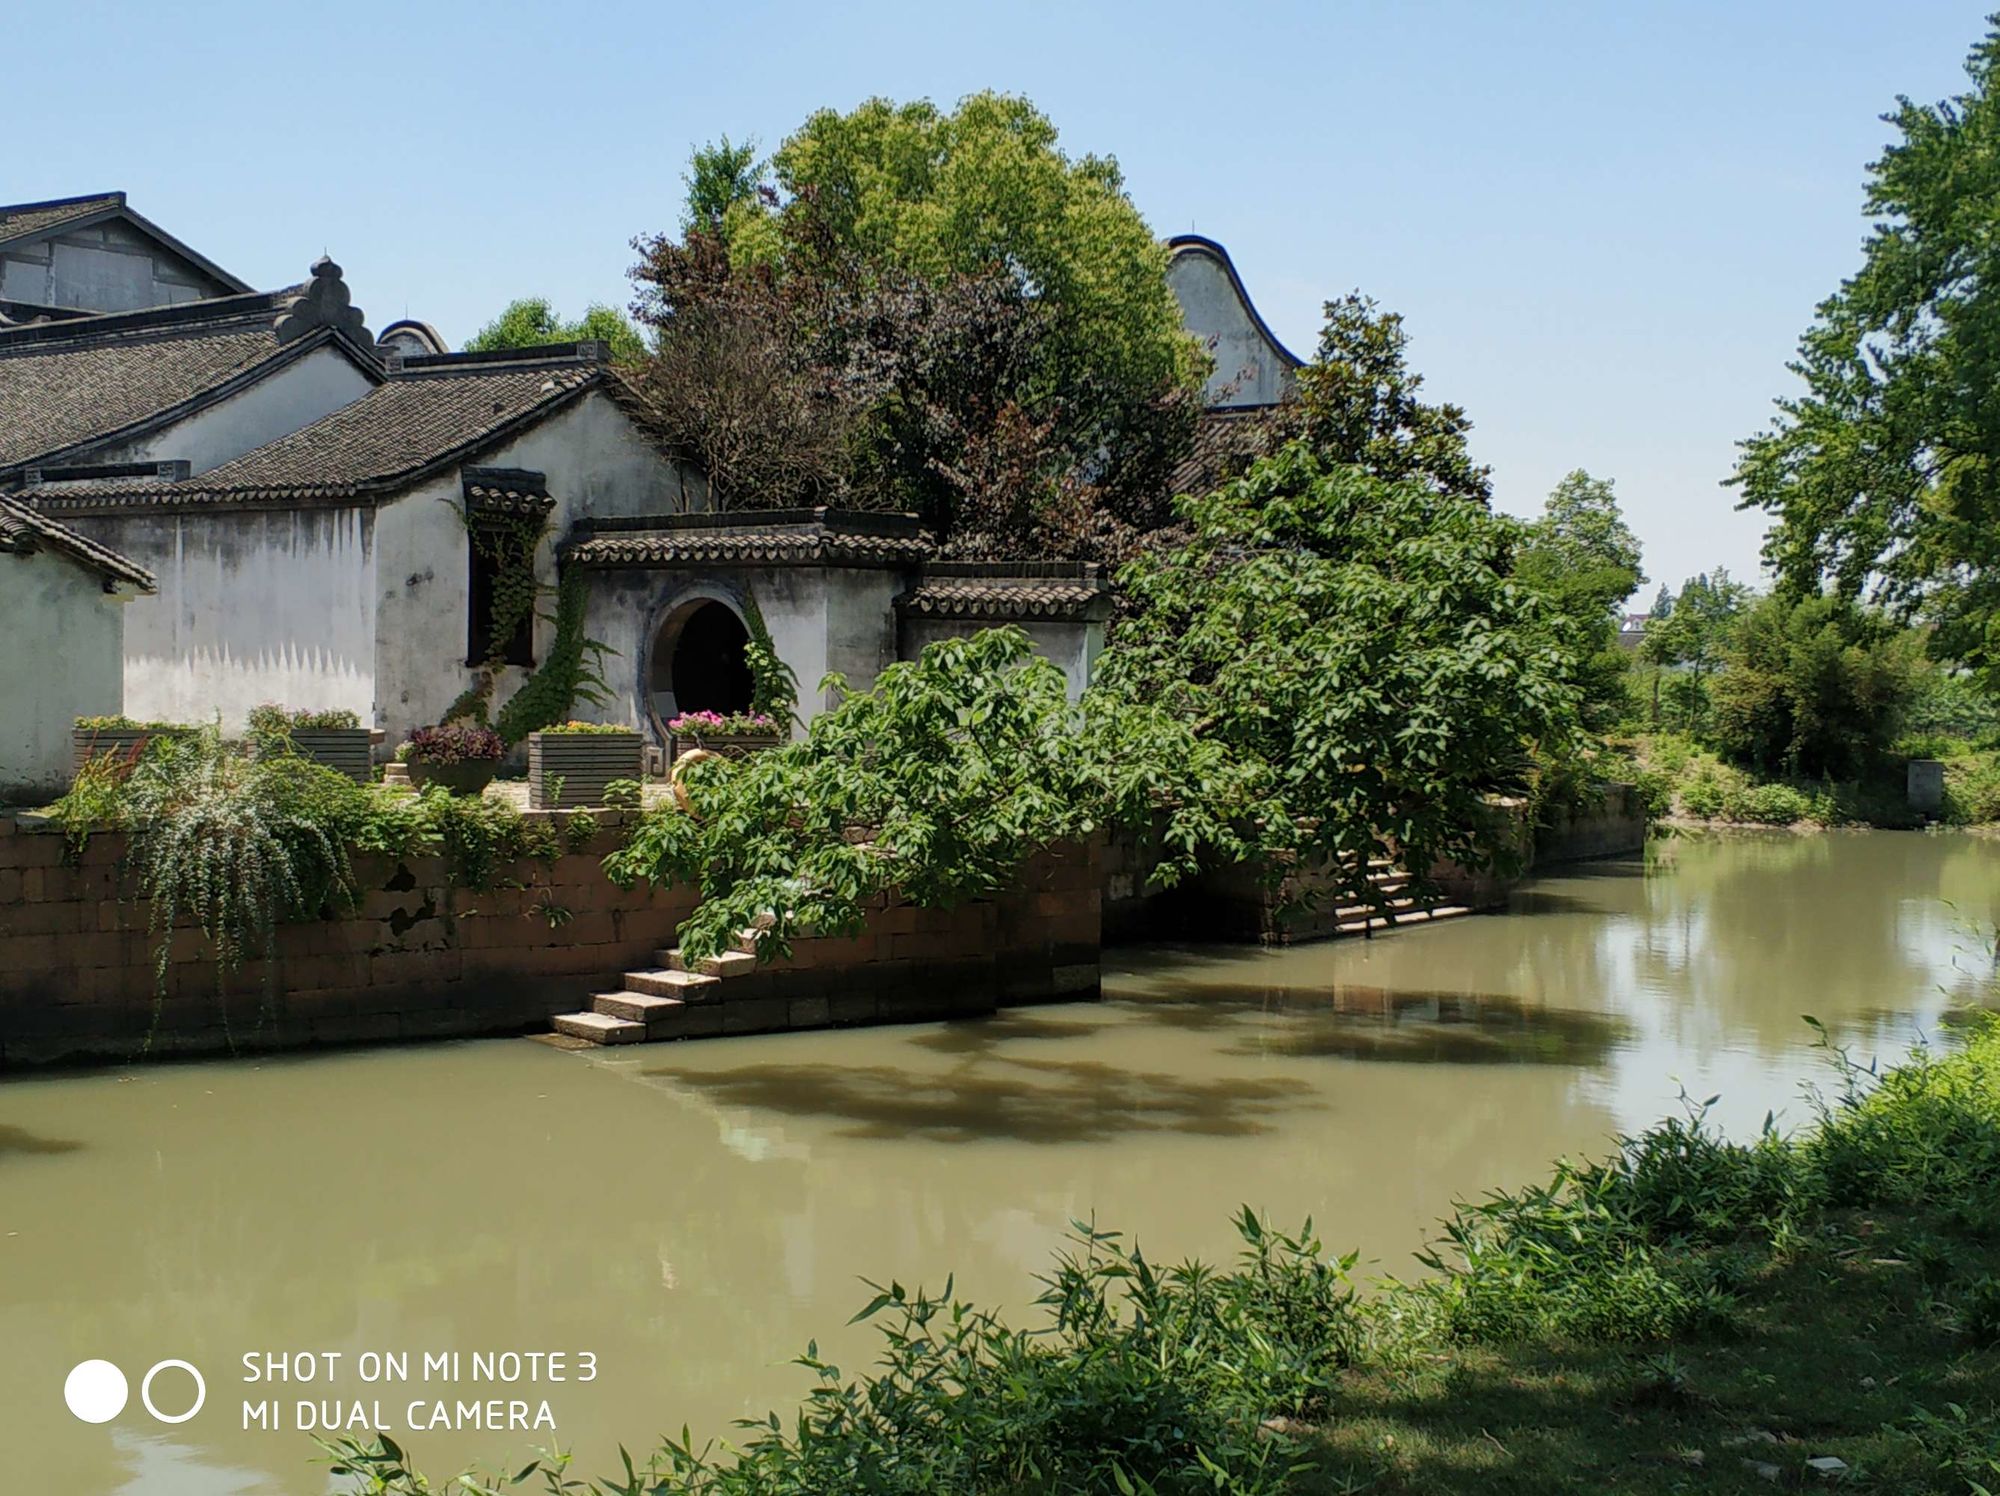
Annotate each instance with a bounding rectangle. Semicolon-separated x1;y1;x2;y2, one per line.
406;723;505;764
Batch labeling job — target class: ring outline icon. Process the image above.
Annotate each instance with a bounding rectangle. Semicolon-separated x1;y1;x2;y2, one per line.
140;1360;205;1424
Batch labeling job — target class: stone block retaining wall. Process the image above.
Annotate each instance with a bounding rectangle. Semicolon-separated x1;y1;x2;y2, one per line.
1100;786;1650;947
0;813;1100;1068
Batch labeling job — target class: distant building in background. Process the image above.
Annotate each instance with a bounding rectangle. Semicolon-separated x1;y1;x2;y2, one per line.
1618;613;1649;651
0;192;249;320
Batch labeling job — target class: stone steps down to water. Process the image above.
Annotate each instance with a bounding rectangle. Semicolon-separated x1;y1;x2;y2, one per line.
552;931;760;1045
546;864;1470;1049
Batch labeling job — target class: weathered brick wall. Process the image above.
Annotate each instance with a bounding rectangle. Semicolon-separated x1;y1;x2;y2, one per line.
0;815;1100;1068
672;843;1102;1037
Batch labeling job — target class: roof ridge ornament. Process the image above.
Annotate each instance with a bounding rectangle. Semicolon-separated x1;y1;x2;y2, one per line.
274;256;371;347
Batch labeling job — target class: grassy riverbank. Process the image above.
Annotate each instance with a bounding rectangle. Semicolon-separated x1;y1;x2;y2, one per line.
1622;731;2000;829
328;1015;2000;1495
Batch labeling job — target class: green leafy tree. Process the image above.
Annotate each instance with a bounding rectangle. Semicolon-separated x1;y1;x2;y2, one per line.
1734;20;2000;692
1096;440;1584;901
1274;293;1493;504
462;296;646;363
1709;592;1920;778
1518;470;1646;617
697;91;1204;534
1516;470;1646;731
1641;570;1752;734
681;135;762;233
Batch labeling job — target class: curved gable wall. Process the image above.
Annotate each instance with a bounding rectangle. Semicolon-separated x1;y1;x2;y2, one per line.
1167;237;1300;409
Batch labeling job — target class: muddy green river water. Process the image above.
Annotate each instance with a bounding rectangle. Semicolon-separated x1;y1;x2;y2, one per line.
4;831;1996;1494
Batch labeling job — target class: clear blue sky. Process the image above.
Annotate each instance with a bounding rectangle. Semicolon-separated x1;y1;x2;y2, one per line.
10;1;1989;593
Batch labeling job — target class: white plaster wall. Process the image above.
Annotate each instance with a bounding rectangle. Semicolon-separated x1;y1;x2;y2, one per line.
500;394;700;523
823;568;903;704
579;569;831;746
66;507;377;729
0;552;128;800
575;564;894;751
371;471;504;743
101;346;376;475
755;570;833;730
370;392;706;743
898;617;1103;701
1167;247;1296;409
58;390;704;749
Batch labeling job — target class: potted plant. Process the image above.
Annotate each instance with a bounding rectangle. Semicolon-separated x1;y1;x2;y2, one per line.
401;723;505;795
72;715;191;776
247;704;373;782
667;710;783;762
527;721;643;809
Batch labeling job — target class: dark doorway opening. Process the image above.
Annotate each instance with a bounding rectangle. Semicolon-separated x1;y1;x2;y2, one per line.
668;601;753;715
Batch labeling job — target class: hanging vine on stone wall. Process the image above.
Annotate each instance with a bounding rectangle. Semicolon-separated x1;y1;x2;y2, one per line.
493;565;614;744
441;503;612;741
443;508;547;725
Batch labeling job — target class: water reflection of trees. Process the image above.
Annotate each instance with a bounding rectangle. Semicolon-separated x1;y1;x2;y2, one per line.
1617;833;1996;1051
649;1052;1321;1143
1087;979;1626;1067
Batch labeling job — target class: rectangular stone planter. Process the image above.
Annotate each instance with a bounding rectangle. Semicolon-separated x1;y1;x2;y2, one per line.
528;731;643;809
265;728;373;783
72;726;191;776
671;731;782;763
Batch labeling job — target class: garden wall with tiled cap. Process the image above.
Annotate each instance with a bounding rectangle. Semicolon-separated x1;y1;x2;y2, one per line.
0;812;1101;1068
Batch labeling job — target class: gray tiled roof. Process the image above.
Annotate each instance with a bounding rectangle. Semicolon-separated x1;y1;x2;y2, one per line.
464;467;555;518
896;563;1109;621
1169;407;1274;500
568;509;932;569
0;290;319;470
29;354;605;513
0;495;154;589
0;192;124;248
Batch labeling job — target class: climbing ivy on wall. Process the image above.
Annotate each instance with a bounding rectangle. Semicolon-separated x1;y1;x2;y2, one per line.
444;509;546;726
494;566;614;744
442;504;613;743
476;514;545;667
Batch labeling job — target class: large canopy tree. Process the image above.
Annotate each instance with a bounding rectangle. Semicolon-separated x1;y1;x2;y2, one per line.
1734;20;2000;691
1276;292;1493;505
1095;441;1584;898
631;93;1203;553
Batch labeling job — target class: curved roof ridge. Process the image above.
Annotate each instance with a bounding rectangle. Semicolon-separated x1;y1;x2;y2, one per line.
1167;234;1305;372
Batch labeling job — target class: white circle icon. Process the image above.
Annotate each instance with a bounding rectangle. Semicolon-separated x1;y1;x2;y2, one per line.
64;1360;128;1424
140;1360;205;1424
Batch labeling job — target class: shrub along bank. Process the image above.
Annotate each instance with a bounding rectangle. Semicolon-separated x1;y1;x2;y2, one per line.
327;1016;2000;1495
1621;731;2000;829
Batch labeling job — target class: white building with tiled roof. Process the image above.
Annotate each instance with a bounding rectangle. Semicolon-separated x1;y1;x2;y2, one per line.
0;202;1280;765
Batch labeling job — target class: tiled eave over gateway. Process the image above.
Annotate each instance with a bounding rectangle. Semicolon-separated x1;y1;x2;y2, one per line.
565;508;937;570
896;562;1111;623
